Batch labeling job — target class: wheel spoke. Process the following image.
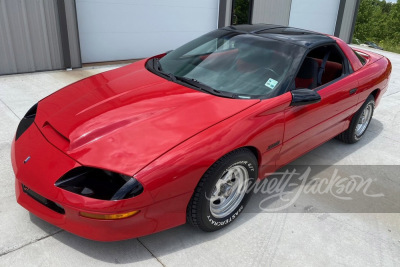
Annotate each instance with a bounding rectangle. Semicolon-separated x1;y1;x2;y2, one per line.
210;195;226;205
213;179;224;195
209;165;249;218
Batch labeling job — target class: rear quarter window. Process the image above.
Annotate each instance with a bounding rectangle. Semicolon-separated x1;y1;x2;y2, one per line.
352;49;367;66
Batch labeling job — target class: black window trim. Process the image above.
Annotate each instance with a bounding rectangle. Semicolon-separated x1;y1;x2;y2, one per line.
352;49;367;66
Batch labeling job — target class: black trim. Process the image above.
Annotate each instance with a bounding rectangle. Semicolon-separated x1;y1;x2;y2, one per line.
249;0;254;25
22;184;65;214
111;178;144;201
56;0;71;69
334;0;346;37
349;88;358;95
349;0;362;44
267;141;280;150
218;0;227;28
15;103;37;140
290;89;322;106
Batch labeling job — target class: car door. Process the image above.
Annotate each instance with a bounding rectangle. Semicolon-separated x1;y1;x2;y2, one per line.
277;45;359;167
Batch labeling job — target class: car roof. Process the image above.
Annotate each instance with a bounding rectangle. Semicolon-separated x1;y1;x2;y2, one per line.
222;24;336;48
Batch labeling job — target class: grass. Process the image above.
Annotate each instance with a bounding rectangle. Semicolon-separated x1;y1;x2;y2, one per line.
353;38;400;54
380;43;400;53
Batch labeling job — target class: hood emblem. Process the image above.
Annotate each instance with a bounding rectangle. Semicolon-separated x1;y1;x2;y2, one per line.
24;156;31;164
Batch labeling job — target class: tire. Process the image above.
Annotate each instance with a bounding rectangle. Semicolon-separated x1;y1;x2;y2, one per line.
336;95;375;144
187;148;257;232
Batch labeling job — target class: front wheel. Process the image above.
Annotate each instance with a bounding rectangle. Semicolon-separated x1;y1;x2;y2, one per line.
187;148;257;232
337;95;375;144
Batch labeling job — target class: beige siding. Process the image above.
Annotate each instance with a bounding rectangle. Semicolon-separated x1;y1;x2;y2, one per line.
252;0;292;26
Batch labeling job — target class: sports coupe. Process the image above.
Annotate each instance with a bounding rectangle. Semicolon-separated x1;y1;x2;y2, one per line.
11;24;391;241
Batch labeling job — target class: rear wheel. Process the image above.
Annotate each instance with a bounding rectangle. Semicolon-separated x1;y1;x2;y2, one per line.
187;148;257;232
337;95;375;144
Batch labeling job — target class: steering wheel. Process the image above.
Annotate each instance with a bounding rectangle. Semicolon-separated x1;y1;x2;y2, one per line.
263;67;279;78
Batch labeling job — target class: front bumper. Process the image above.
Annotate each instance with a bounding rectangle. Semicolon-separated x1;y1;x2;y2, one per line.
11;124;190;241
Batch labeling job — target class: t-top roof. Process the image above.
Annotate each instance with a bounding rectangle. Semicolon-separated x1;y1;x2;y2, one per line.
222;24;335;48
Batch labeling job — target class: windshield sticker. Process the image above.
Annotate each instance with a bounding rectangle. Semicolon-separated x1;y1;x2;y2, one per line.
265;78;278;89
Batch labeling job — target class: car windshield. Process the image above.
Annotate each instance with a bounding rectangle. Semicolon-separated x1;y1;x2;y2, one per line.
154;30;300;99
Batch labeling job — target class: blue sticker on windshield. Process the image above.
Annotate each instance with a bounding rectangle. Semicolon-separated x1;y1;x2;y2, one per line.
265;78;278;89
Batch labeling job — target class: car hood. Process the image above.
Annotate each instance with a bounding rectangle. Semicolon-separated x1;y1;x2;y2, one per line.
35;60;259;175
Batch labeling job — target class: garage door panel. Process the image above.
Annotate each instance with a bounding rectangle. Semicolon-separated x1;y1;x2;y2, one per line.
76;0;219;63
78;31;205;63
288;0;340;35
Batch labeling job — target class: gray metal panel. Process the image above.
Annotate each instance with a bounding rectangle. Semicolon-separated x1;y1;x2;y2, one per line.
225;0;232;26
0;0;81;75
0;0;64;75
252;0;292;26
338;0;358;43
64;0;82;68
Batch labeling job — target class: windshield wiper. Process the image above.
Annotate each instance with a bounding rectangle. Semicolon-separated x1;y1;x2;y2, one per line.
150;58;235;98
151;58;177;82
152;57;162;71
174;76;236;98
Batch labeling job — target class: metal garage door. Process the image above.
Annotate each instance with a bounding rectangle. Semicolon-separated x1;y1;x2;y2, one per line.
76;0;219;63
288;0;340;35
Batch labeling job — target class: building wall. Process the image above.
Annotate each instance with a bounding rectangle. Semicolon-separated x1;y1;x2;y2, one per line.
289;0;340;35
0;0;360;75
65;0;82;68
0;0;80;75
337;0;359;43
252;0;292;26
225;0;233;26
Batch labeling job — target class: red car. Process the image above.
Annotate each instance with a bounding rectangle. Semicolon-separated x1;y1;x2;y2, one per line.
11;24;391;241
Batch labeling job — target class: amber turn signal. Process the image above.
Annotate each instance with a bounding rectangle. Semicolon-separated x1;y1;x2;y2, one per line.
79;210;140;220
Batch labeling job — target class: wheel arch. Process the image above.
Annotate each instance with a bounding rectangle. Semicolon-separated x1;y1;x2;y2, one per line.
243;146;262;167
370;88;380;101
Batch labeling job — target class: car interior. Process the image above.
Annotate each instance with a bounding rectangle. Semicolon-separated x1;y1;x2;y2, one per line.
294;45;344;90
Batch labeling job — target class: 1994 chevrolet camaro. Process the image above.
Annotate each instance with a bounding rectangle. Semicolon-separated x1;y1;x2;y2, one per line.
11;24;391;241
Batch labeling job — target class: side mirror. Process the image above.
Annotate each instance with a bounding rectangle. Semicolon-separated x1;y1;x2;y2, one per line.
290;89;321;106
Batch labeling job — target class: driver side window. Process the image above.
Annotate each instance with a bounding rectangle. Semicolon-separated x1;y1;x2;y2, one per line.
294;45;345;90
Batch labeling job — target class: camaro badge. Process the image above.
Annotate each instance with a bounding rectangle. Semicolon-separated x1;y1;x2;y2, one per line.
24;156;31;164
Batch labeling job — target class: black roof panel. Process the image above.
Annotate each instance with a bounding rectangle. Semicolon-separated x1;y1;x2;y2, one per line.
222;24;335;48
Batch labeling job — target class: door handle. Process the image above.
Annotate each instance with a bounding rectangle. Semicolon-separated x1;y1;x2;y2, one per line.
349;88;357;95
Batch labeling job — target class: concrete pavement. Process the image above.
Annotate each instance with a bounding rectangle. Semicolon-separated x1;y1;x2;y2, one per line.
0;49;399;266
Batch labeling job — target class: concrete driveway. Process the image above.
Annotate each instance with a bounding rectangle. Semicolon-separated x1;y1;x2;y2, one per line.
0;48;399;266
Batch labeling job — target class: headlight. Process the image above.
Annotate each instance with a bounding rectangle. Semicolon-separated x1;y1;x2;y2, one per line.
55;167;144;200
15;103;38;140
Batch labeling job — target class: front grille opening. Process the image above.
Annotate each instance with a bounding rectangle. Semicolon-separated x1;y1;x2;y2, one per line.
22;184;65;214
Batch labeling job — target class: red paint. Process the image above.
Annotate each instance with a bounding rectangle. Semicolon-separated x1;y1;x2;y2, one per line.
11;36;391;241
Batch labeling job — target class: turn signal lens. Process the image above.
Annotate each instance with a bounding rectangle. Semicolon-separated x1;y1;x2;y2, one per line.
79;210;140;220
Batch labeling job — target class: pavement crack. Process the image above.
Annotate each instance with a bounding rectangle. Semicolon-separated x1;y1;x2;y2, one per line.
383;90;400;98
137;238;166;267
0;229;63;258
366;129;400;144
0;98;21;120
